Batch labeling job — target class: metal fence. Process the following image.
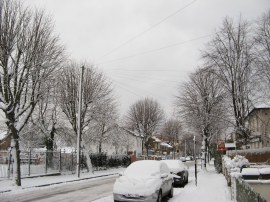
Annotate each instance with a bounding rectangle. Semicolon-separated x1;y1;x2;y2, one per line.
0;150;130;179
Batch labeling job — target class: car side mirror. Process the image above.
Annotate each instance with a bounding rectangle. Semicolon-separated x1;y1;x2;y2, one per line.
161;173;168;178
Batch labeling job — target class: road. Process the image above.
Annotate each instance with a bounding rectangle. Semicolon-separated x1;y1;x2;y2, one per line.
1;161;197;202
1;176;118;202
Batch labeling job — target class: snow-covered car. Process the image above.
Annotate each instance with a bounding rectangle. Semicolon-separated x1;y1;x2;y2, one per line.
113;160;174;202
179;157;186;162
162;159;189;187
185;156;193;161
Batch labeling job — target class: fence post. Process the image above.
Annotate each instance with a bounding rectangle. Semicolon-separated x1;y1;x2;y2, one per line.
28;149;31;176
71;151;74;173
45;150;47;174
59;149;62;173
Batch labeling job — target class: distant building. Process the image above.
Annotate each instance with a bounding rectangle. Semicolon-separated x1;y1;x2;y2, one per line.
244;107;270;149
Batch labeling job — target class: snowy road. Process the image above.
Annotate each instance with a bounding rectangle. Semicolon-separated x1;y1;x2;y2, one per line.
1;176;117;202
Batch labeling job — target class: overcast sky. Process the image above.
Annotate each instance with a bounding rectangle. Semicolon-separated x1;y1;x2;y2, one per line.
24;0;269;117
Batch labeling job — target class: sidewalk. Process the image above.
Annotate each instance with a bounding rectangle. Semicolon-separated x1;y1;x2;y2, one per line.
170;161;232;202
0;168;124;194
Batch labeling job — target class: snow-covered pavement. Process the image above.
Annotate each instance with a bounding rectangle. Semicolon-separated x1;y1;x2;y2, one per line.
169;164;232;202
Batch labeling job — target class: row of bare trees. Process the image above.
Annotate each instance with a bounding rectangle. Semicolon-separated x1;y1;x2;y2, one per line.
175;10;270;167
0;0;123;186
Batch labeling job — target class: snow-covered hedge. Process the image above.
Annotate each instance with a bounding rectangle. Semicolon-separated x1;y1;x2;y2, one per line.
223;155;249;170
226;147;270;163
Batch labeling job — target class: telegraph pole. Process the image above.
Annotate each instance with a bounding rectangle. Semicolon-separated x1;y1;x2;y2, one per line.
76;66;84;178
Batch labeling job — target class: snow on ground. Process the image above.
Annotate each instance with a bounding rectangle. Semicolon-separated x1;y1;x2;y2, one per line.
94;161;233;202
0;167;125;194
169;165;232;202
0;161;232;202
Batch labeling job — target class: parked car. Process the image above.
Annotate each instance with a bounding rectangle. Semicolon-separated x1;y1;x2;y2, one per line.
113;160;174;202
162;159;189;187
179;157;186;162
185;156;193;161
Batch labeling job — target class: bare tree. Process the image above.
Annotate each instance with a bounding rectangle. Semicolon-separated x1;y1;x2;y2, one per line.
86;98;118;153
175;67;227;167
22;76;60;148
161;119;182;159
58;61;114;171
125;98;164;156
0;0;64;185
202;17;255;147
254;10;270;88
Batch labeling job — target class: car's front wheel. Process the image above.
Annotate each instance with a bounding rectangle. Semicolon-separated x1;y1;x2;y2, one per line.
168;185;174;198
157;190;162;202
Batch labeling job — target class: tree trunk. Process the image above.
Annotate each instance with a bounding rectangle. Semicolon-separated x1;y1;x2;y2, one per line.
46;128;55;168
81;140;93;173
98;142;102;153
11;133;21;186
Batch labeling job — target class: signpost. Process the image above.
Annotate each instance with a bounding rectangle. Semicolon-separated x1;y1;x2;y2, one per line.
194;135;197;186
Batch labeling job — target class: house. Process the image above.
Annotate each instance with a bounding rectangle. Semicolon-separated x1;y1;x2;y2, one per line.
244;107;270;149
120;128;143;157
147;136;162;155
91;127;143;157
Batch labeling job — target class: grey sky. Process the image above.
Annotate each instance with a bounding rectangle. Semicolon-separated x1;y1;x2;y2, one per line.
24;0;270;117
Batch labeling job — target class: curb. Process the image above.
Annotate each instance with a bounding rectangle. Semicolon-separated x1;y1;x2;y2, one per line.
0;173;119;194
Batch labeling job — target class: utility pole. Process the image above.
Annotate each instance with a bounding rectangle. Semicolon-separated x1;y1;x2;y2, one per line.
76;66;84;178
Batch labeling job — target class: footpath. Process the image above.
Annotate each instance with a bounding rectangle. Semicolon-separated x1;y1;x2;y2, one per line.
0;168;124;194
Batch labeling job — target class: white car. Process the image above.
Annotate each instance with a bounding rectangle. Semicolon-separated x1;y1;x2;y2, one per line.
113;160;174;202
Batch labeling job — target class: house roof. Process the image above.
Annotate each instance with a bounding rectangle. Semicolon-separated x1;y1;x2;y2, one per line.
119;127;143;138
225;143;236;148
0;131;7;141
160;142;173;148
245;107;270;120
152;136;161;142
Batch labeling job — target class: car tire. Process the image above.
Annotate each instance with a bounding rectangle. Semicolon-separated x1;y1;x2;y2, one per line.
181;175;186;187
186;176;189;184
185;173;189;184
157;190;162;202
168;185;174;198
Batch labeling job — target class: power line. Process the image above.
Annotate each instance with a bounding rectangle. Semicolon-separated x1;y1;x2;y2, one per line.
110;77;157;98
106;68;191;72
96;0;198;61
98;33;213;65
109;72;181;84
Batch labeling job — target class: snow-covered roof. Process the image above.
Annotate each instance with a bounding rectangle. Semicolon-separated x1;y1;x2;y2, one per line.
0;131;7;141
225;143;236;148
152;136;161;142
119;127;143;138
160;142;172;148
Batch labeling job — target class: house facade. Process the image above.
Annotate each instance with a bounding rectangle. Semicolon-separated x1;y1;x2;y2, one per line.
245;107;270;149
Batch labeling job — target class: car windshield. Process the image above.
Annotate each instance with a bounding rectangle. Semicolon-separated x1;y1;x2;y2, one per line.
162;160;185;172
124;160;160;177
